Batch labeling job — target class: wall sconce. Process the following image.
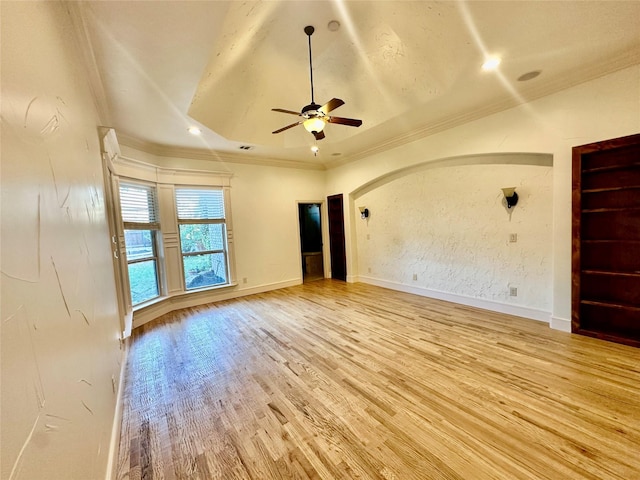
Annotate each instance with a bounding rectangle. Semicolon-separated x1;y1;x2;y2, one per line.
358;206;369;219
501;187;519;209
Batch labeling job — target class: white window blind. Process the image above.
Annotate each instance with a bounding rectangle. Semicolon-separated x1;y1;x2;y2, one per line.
119;182;158;227
175;188;225;220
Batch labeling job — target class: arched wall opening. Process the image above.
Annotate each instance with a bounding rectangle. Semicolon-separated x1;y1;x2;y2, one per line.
347;152;554;321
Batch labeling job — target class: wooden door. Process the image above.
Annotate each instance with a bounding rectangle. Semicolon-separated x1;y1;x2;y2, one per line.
327;194;347;281
572;133;640;347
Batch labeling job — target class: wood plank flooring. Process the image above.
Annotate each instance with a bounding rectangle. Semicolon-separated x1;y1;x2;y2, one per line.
116;280;640;480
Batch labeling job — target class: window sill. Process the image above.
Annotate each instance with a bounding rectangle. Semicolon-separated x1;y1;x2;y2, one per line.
132;282;239;313
133;296;167;312
173;282;239;299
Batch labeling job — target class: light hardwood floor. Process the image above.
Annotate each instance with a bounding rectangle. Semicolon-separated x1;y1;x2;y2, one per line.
116;280;640;479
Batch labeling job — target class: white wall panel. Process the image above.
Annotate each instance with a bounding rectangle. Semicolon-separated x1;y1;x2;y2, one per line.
1;2;122;479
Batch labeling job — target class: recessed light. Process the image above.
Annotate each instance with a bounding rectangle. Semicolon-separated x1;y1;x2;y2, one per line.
482;57;501;71
518;70;542;82
328;20;340;32
187;126;201;135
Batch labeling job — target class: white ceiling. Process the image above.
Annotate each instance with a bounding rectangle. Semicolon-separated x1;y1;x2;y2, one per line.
78;1;640;168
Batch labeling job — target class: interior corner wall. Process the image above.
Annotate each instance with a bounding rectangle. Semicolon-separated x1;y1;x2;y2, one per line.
118;147;328;299
1;3;122;480
326;64;640;329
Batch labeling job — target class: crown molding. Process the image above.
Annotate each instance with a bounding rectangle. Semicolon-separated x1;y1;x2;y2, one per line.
115;154;233;179
117;133;325;171
326;49;640;169
66;2;113;126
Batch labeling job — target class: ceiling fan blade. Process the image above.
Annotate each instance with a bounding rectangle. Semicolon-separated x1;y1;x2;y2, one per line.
313;130;325;141
328;116;363;127
272;108;302;116
272;121;301;134
319;98;344;114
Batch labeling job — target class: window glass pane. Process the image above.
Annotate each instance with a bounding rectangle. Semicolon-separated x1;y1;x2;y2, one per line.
127;260;159;305
184;253;227;289
124;230;154;260
179;224;224;253
119;183;157;224
175;188;225;220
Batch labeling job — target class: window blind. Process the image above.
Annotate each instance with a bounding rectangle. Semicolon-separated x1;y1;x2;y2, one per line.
175;188;225;220
119;182;158;226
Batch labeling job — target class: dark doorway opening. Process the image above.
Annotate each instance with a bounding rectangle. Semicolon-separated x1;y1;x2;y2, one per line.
298;203;324;282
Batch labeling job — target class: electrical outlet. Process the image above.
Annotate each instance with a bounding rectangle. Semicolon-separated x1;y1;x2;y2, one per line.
242;277;248;284
366;234;370;240
368;267;371;273
413;273;418;281
509;233;518;243
510;287;518;297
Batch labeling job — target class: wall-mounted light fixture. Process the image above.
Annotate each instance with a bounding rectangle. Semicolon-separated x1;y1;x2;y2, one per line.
501;187;519;209
358;206;369;219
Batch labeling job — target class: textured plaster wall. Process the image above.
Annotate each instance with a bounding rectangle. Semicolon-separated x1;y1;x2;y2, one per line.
1;2;122;479
355;163;552;313
119;146;328;292
326;65;640;328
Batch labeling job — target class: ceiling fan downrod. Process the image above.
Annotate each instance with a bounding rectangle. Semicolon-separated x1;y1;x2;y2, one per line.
304;25;317;106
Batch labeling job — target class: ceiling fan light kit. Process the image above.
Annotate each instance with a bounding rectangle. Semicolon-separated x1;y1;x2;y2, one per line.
303;116;325;134
272;25;362;142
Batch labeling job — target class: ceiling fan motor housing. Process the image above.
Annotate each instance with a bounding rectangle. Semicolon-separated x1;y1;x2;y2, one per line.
302;103;322;116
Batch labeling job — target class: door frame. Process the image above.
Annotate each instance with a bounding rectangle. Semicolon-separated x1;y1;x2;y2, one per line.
297;202;325;282
295;200;329;281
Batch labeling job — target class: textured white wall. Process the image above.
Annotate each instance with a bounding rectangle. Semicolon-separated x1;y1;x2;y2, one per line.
355;163;552;314
327;65;640;329
1;3;122;479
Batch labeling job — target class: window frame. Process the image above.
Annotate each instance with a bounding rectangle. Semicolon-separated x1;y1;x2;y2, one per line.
175;187;230;290
118;181;162;306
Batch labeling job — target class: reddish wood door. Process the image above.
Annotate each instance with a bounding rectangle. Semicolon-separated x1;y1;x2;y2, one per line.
327;194;347;281
572;133;640;347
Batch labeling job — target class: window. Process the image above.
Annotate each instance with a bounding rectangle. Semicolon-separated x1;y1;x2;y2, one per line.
176;188;229;290
119;182;160;305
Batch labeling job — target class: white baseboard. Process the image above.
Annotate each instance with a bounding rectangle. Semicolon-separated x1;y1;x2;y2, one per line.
357;276;552;323
105;337;130;480
132;278;303;329
550;315;571;332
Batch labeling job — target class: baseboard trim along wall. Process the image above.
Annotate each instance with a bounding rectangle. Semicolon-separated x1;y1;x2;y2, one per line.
357;276;552;324
105;338;130;480
550;316;572;332
132;278;303;329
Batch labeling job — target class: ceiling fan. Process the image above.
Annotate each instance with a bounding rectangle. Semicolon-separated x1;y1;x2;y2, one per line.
272;25;362;141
